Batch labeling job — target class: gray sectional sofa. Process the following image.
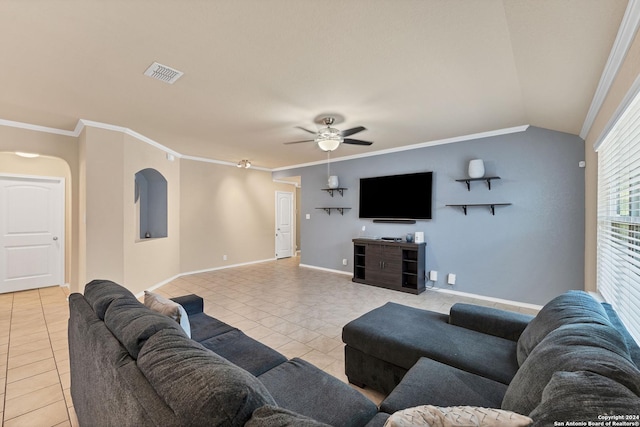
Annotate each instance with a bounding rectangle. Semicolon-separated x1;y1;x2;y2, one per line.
70;279;640;427
69;280;378;427
342;291;640;425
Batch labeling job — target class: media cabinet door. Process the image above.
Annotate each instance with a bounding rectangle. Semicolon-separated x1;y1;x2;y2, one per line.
364;244;402;287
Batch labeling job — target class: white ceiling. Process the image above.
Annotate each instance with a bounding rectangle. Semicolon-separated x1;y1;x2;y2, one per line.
0;0;629;169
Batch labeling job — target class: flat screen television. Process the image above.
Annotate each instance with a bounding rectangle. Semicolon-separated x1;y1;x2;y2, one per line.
359;171;433;220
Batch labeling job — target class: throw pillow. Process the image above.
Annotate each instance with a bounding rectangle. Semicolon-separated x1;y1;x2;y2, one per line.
384;406;532;427
144;291;191;338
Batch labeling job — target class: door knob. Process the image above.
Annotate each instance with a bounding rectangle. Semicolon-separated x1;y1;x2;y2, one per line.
53;236;58;241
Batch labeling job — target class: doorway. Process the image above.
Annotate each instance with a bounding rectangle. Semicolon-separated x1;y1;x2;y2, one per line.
275;191;294;259
0;175;64;292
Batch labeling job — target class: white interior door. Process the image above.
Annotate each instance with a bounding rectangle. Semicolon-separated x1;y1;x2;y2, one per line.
0;176;64;293
275;191;293;259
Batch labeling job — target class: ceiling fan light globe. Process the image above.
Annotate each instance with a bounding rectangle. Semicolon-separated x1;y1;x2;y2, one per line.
316;136;342;151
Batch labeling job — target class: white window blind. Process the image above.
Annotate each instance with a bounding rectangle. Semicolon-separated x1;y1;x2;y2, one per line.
597;87;640;344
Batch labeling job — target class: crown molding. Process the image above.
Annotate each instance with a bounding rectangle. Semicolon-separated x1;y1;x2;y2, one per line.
1;116;530;173
272;125;530;172
0;117;273;171
180;154;271;172
580;0;640;140
0;118;78;137
76;119;183;159
593;72;640;151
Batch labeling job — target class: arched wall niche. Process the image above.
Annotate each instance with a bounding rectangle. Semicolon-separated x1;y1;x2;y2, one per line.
134;168;167;240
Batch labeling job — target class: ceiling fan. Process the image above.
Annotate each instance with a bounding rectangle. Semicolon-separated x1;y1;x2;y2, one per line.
284;116;373;151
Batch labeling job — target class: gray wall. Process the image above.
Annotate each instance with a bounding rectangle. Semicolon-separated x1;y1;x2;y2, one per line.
273;127;585;305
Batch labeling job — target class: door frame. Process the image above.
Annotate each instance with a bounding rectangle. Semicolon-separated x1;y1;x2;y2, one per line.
0;173;66;289
275;190;294;259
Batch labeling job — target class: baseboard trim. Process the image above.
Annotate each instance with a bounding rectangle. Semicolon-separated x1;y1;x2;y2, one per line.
430;287;543;311
139;258;277;297
141;259;542;310
299;263;352;276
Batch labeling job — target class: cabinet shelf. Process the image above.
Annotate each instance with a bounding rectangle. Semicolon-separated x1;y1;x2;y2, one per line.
316;207;351;215
456;176;501;191
321;188;347;197
352;239;426;294
446;203;512;216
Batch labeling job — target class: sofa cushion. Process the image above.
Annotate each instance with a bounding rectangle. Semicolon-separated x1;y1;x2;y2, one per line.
199;329;287;376
366;413;391;427
385;406;532;427
144;291;191;338
529;371;640;426
245;405;332;427
502;322;640;416
380;358;508;414
449;304;533;342
343;302;519;385
259;358;378;427
83;279;137;320
104;297;184;359
189;312;237;342
516;291;611;365
138;328;276;427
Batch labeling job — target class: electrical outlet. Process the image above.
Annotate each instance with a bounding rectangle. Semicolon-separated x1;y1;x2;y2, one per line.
429;270;438;281
343;258;348;266
223;255;227;261
306;214;311;219
447;273;456;285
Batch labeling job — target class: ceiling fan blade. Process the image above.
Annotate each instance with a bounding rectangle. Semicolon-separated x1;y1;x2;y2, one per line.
344;138;373;146
295;126;317;135
341;126;366;137
283;139;315;145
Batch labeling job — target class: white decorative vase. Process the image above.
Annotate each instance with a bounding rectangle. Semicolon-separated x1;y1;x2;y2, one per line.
328;175;339;189
468;159;485;178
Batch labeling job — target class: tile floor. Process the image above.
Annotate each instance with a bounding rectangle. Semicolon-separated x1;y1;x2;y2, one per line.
0;286;75;427
0;256;538;426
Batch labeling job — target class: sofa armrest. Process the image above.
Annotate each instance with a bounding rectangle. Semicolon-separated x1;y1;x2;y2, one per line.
170;294;204;316
449;303;533;341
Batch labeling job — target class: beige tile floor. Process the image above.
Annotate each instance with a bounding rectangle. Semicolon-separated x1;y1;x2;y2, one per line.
0;256;537;426
0;286;76;427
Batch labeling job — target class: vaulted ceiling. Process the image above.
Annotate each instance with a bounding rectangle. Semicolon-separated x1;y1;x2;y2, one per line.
0;1;629;169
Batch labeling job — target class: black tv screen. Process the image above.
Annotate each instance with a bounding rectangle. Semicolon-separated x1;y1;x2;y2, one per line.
359;172;433;220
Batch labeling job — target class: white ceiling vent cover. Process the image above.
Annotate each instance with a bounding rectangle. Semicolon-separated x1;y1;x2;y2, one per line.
144;62;184;84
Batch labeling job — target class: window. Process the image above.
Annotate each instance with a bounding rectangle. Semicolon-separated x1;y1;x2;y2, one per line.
134;168;168;240
596;85;640;344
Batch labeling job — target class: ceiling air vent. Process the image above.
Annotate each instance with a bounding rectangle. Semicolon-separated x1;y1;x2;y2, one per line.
144;62;184;84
